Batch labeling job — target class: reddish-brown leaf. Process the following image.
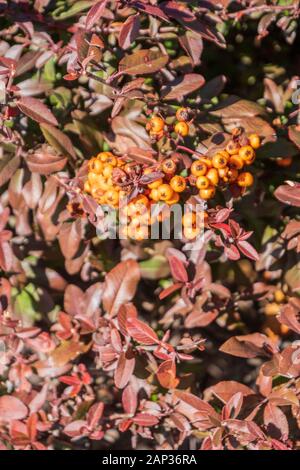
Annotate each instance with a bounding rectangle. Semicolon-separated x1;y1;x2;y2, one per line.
114;350;135;389
17;97;58;126
126;317;159;345
162;73;205;101
103;260;140;317
119;14;140;50
0;396;28;422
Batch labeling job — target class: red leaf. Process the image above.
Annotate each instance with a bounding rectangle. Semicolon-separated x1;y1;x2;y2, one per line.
237;240;259;261
117;303;138;337
264;403;289;441
126;317;159;345
17;97;58;126
207;381;254;404
103;260;140;317
85;0;108;30
220;333;277;359
132;413;159;427
122;384;137;415
162;73;205;101
157;359;179;389
166;251;188;283
114;350;135;389
119;14;141;50
275;183;300;208
0;396;28;422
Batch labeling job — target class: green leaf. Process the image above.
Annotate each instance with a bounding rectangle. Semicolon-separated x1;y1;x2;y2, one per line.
52;1;94;20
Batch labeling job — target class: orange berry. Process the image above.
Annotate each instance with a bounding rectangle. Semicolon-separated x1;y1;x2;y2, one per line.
158;183;174;201
249;133;261;149
199;185;216;200
146;116;165;134
239;145;255;162
276;157;292;167
102;164;114;178
174;121;189;137
106;155;117;166
227;168;239;183
274;289;285;304
237;172;254;187
196;175;210;190
218;167;229;180
88;158;103;173
265;302;280;316
206;168;219;186
88;172;100;186
98;151;113;162
149;188;160;202
182;212;196;227
170;175;186;193
165;191;180;205
105;189;119;206
183;226;200;240
176;107;189;122
226;140;240;155
191;160;207;177
148;178;163;190
84;181;91;193
228;155;244;170
162;158;177;175
212;153;228;169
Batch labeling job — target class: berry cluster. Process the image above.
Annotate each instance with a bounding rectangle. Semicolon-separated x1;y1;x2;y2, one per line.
84;129;260;240
84;152;125;208
146;107;190;139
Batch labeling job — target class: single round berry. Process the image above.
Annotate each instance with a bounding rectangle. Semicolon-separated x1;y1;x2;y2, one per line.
199;185;216;200
239;145;255;162
158;183;174;201
206;168;219;186
191;160;208;177
174;121;189;137
162;158;177;175
146;116;165;134
196;175;210;190
248;133;261;149
176;107;189;122
170;175;186;193
237;171;254;187
212;153;228;169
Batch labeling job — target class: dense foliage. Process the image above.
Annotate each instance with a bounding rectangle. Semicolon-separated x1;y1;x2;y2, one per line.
0;0;300;451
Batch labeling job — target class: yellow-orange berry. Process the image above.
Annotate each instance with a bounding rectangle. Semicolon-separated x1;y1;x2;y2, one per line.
182;212;196;227
227;168;239;183
183;226;200;240
212;153;228;169
274;289;285;304
146;116;165;134
248;133;261;149
239;145;255;162
102;164;114;178
174;121;189;137
191;160;207;177
165;191;180;205
226;140;240;155
218;167;229;180
170;175;186;193
88;172;100;186
199;185;216;200
237;172;254;187
196;175;210;190
149;188;160;202
206;168;219;186
98;151;113;162
106;155;117;166
162;158;177;175
176;107;189;122
88;158;103;174
228;155;244;170
158;183;174;201
84;181;91;193
105;189;119;206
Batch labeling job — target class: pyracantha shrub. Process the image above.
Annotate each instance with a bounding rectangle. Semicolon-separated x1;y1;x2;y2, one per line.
0;0;300;451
